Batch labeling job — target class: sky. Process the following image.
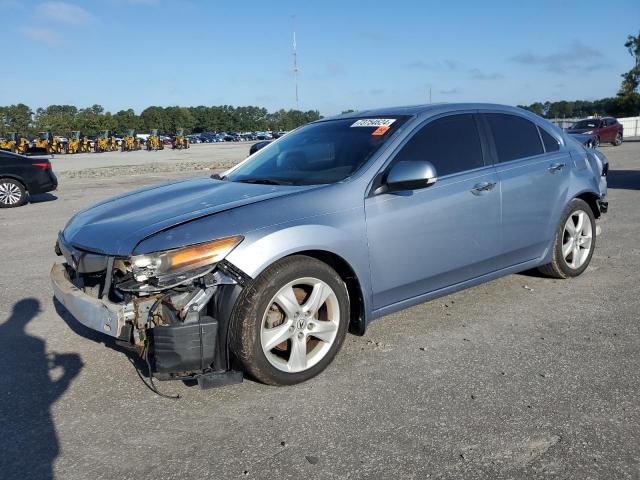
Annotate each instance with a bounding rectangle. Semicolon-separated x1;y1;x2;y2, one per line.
1;0;638;116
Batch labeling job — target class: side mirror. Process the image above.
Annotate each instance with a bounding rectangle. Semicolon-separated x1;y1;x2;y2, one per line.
377;161;438;194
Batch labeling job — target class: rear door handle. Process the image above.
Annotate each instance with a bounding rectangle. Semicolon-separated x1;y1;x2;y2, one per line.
549;162;566;173
470;181;496;195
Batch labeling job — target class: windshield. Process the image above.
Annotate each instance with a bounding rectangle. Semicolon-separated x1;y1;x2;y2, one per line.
572;119;600;129
226;117;408;186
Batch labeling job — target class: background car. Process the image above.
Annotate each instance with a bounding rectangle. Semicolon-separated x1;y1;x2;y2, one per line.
249;140;271;155
566;117;623;146
0;150;57;207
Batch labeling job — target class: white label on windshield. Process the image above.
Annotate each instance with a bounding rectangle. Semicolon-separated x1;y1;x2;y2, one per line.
350;118;396;128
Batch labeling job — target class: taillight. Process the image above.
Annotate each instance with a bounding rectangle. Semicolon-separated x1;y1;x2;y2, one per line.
32;162;51;169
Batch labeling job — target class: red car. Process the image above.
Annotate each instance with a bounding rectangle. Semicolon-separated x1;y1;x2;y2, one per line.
566;117;623;147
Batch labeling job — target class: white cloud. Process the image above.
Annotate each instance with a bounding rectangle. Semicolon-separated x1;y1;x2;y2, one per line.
19;26;65;46
36;1;93;25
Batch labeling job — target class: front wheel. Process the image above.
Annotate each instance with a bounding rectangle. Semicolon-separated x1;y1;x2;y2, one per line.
538;198;596;278
229;255;349;385
612;132;623;146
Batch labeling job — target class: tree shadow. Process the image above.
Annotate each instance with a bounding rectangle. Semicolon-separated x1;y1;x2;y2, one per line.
607;170;640;190
0;298;83;480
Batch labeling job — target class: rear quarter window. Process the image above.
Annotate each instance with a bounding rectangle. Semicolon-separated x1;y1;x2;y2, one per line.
538;126;560;153
485;113;544;162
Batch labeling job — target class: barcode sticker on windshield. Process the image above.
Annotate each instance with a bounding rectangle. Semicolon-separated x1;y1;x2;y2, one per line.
351;118;396;128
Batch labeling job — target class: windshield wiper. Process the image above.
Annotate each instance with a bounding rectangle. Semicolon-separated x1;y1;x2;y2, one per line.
236;178;292;185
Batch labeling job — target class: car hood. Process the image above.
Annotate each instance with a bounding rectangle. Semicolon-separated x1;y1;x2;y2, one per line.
566;128;593;134
62;177;314;256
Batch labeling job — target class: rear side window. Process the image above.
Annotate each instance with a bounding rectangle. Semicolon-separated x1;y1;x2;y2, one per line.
538;126;560;153
485;113;544;162
393;114;484;177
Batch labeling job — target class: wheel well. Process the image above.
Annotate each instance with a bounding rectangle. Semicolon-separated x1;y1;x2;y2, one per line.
0;176;26;191
576;192;601;219
287;250;366;336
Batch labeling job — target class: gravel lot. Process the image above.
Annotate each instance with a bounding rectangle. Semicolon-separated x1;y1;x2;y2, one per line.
50;142;252;178
0;142;639;479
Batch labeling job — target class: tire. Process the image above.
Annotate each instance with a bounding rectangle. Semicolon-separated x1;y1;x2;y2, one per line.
612;132;623;146
0;178;26;208
593;136;600;148
537;198;596;279
229;255;350;385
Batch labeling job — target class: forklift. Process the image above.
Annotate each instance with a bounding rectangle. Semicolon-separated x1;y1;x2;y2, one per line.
0;133;30;154
172;128;190;150
146;129;164;151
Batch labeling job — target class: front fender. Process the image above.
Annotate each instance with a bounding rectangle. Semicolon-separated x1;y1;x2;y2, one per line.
226;219;373;324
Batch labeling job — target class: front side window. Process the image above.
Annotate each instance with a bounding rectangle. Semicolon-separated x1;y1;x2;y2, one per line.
485;113;544;162
226;117;408;186
573;119;600;129
392;114;484;177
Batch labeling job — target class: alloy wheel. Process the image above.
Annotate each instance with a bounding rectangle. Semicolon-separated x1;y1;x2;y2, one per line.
260;277;340;373
0;181;23;206
562;210;593;269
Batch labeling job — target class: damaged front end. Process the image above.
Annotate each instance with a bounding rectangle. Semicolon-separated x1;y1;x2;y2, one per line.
51;234;250;388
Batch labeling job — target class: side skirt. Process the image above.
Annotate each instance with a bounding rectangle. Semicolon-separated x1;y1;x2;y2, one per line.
370;257;544;321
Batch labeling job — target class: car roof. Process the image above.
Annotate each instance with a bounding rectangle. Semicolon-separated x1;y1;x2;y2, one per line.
321;103;535;121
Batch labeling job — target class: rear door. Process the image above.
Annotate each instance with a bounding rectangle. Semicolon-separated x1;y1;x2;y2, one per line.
365;112;501;310
482;112;570;267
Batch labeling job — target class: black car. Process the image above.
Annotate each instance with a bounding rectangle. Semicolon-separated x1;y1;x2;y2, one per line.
249;140;272;155
0;150;57;207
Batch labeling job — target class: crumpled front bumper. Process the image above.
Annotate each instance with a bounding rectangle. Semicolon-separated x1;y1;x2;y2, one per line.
50;263;133;339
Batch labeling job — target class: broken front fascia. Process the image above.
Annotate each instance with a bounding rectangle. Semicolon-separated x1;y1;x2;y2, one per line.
53;234;251;376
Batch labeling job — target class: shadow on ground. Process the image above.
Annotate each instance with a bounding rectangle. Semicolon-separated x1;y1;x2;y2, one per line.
53;298;146;372
607;170;640;190
0;299;82;480
30;193;58;204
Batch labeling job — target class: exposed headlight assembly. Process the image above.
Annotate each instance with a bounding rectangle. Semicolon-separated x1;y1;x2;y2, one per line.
128;235;243;290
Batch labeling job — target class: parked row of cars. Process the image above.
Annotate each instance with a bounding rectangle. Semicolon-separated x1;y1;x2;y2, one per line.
193;131;287;144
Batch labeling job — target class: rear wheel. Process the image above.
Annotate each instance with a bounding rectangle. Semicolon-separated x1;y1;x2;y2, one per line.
537;198;596;278
0;178;26;208
229;255;349;385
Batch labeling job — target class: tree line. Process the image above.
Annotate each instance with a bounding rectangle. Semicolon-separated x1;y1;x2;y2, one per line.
0;104;322;137
519;31;640;119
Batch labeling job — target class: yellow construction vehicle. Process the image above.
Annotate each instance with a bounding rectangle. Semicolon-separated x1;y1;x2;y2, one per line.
79;133;92;153
172;128;190;150
65;131;82;154
0;133;31;154
121;129;140;151
94;130;111;153
34;131;64;154
146;129;164;151
110;133;119;152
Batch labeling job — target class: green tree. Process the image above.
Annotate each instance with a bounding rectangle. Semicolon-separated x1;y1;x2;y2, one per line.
1;104;33;136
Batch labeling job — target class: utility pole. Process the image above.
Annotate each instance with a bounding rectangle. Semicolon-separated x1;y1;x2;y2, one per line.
429;86;432;104
292;15;300;110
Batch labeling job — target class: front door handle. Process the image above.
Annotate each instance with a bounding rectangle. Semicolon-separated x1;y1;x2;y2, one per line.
470;181;496;195
549;162;566;173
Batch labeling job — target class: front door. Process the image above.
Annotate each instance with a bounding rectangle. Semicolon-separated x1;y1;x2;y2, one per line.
365;113;501;311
